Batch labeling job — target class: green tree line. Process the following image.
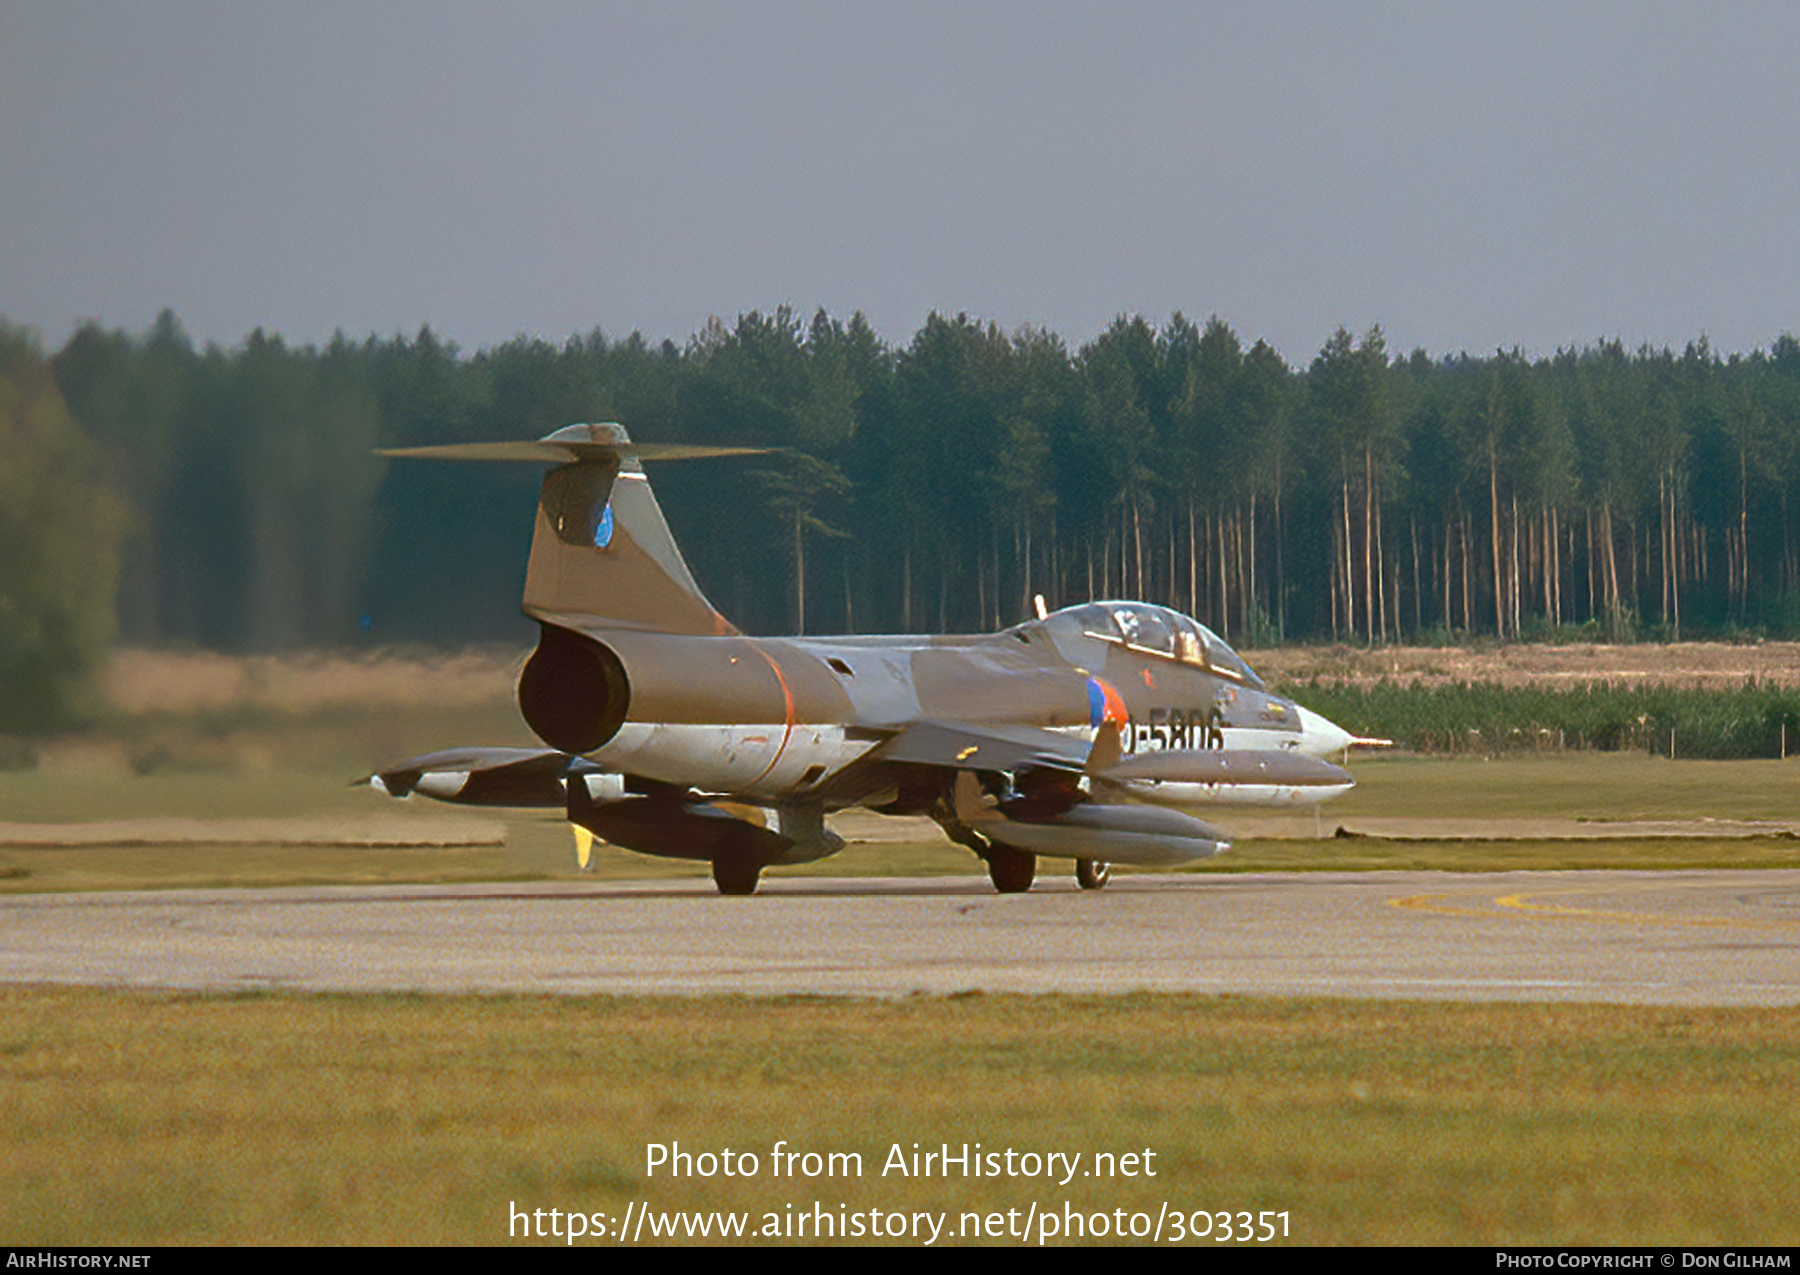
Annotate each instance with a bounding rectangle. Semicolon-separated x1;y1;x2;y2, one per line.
13;308;1800;701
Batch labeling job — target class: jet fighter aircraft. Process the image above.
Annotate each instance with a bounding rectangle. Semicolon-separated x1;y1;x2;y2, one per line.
367;423;1357;894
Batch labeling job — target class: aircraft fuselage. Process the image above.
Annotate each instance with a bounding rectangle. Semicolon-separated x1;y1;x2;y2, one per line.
521;600;1352;810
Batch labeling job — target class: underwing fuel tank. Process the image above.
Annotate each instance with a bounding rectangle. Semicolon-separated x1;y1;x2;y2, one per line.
950;774;1230;866
567;792;787;863
985;802;1231;866
1098;748;1354;809
562;764;778;863
561;774;844;868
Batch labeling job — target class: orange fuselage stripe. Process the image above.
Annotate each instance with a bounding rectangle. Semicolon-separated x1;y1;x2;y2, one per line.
749;641;798;787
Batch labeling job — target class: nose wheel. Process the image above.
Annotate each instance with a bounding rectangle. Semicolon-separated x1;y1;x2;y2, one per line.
1076;858;1111;890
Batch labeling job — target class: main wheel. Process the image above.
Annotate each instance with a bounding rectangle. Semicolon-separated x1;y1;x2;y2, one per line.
711;853;762;896
1076;858;1111;890
984;843;1036;893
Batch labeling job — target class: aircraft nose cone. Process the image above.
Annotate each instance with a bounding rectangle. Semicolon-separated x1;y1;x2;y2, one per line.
1295;705;1355;757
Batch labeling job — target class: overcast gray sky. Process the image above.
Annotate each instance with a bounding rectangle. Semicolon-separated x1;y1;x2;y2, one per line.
3;1;1796;365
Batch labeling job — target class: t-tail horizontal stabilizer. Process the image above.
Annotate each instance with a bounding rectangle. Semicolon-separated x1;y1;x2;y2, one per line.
378;423;766;637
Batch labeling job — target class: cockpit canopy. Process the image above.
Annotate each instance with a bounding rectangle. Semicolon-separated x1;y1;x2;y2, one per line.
1045;602;1266;689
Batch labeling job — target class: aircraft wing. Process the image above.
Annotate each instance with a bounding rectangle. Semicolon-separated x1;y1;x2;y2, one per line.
860;719;1090;774
858;717;1351;810
366;746;580;806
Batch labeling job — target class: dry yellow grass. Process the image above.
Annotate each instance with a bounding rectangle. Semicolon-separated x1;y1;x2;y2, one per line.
2;989;1795;1246
103;647;523;714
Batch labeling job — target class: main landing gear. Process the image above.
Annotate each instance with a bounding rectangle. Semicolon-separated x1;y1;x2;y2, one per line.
711;851;763;896
983;849;1111;892
981;842;1037;894
930;778;1040;894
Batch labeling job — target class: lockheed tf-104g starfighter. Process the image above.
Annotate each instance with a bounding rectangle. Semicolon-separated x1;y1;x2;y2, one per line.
367;424;1358;894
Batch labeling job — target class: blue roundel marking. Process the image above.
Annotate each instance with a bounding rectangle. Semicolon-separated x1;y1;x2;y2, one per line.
1087;678;1104;728
593;502;614;549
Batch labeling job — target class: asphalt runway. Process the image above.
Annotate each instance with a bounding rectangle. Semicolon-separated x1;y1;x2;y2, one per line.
5;870;1799;1004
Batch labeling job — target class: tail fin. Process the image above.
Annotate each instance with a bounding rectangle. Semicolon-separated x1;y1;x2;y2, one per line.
523;446;735;635
378;423;754;636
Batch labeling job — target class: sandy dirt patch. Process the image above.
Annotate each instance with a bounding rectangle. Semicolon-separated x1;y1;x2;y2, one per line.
105;648;522;714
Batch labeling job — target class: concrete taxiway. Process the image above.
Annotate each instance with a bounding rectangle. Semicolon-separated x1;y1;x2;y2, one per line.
3;870;1798;1004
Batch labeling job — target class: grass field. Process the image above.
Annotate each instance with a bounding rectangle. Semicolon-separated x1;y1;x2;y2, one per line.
4;989;1797;1247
